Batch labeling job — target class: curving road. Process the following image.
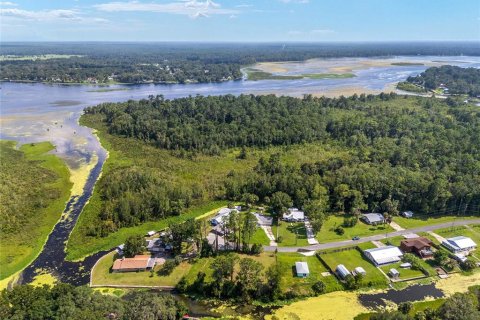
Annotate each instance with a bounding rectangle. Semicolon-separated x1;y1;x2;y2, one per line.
263;218;480;252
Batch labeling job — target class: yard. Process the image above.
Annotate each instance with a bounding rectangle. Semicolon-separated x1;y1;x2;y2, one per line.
276;253;342;296
394;215;479;229
272;221;309;247
379;262;426;281
319;248;388;287
91;251;192;287
316;215;394;243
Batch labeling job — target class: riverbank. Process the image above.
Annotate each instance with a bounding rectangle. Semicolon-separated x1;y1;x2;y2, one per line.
0;141;72;284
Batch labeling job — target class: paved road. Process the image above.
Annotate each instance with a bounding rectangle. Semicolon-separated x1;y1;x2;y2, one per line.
264;219;480;252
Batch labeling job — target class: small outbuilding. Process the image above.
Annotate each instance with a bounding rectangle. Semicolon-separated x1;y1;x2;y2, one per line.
442;236;477;254
389;268;400;279
360;213;384;225
364;246;403;266
401;211;414;218
295;261;310;278
336;264;351;279
353;266;366;276
146;230;156;237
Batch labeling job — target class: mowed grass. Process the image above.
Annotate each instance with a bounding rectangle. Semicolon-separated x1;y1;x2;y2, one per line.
276;253;342;295
68;113;350;260
250;227;271;246
379;262;425;280
319;248;388;287
316;215;394;243
394;215;479;229
91;251;191;287
272;221;309;247
0;141;72;280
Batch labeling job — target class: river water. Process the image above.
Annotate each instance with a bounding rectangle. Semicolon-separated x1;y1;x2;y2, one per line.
0;55;479;298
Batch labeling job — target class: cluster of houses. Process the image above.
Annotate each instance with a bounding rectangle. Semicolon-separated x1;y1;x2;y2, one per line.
295;234;477;280
112;230;174;273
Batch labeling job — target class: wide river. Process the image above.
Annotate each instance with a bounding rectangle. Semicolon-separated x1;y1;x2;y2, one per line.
1;55;479;286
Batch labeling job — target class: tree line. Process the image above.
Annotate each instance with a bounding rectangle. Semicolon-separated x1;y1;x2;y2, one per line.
406;65;480;97
0;283;187;320
83;93;480;232
2;42;479;84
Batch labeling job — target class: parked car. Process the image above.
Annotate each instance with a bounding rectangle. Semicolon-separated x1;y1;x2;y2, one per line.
352;236;360;241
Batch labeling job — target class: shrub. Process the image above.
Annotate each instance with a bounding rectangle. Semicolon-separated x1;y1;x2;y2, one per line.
277;236;283;243
250;243;263;255
335;226;345;235
312;281;326;295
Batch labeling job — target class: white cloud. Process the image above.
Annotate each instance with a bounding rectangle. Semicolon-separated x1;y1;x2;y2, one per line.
0;8;109;23
0;2;17;6
94;0;238;18
235;4;253;8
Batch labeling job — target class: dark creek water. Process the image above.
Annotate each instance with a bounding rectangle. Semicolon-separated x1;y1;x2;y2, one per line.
20;146;108;285
358;284;445;309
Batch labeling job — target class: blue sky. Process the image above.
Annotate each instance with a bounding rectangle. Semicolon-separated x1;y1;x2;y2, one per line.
1;0;479;42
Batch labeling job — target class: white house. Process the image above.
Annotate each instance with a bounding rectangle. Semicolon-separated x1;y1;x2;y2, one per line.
295;262;310;277
442;236;477;254
364;246;403;266
360;213;384;225
283;208;305;222
336;264;351;279
210;207;241;226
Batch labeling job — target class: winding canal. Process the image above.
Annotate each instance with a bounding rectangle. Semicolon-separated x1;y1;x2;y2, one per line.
1;55;479;286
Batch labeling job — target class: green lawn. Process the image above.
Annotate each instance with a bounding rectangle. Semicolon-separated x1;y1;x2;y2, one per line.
394;215;479;229
316;215;394;243
379;262;426;280
276;253;342;296
272;221;309;247
0;141;72;281
435;225;480;245
250;227;271;246
319;248;388;287
91;251;191;287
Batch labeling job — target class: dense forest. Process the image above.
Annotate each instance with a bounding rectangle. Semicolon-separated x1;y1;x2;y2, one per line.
81;94;480;235
1;42;479;84
0;284;187;320
406;65;480;96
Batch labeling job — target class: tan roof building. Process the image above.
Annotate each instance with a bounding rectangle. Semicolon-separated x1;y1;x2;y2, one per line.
112;255;153;272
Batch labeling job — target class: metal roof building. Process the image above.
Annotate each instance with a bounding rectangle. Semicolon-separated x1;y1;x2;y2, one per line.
360;213;384;225
442;236;477;253
295;261;310;277
336;264;351;279
364;246;403;266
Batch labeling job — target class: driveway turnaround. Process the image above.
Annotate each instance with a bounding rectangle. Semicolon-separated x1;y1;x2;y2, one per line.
263;219;480;252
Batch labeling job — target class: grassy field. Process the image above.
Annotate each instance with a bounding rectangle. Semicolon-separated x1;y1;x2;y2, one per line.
276;252;342;295
0;141;72;280
68;113;351;260
272;221;309;247
379;262;425;280
250;227;271;245
319;248;388;287
92;251;276;287
316;215;394;243
91;251;191;286
394;215;479;229
244;68;355;81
